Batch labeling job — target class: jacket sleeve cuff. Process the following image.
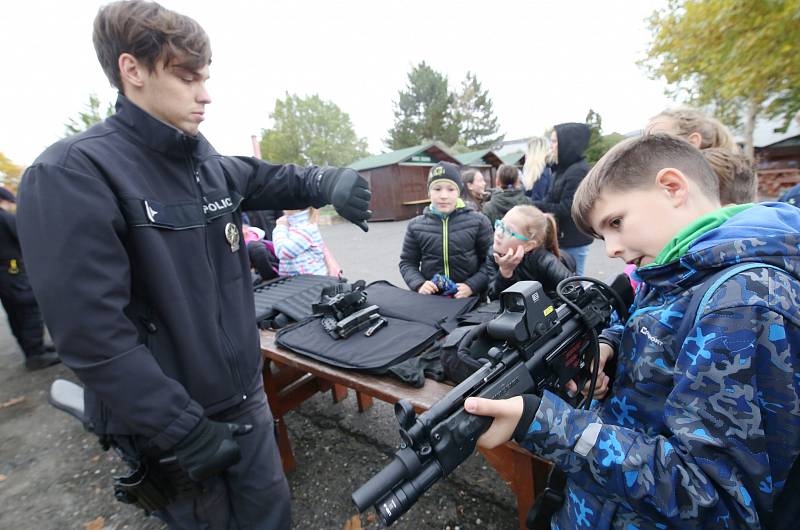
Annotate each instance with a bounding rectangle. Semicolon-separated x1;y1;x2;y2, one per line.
150;399;205;451
512;394;542;444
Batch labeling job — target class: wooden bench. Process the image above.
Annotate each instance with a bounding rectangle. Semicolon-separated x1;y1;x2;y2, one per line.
260;329;552;530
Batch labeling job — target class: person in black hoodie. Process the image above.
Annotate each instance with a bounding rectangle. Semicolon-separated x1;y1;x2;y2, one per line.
399;162;493;298
481;164;533;226
16;2;370;528
533;123;593;274
487;205;575;300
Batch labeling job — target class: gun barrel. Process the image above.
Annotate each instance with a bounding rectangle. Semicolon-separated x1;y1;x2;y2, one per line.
352;447;420;512
375;459;443;526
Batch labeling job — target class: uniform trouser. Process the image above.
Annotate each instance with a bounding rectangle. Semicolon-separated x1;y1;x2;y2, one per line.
115;386;291;530
0;264;46;358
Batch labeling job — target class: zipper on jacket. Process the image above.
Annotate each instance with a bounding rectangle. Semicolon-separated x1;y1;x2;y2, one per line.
184;143;245;399
442;216;450;278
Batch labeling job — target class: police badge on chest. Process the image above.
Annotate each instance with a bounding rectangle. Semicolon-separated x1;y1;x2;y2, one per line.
225;222;240;252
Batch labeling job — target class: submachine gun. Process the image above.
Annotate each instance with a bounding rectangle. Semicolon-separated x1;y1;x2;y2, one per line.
352;275;633;526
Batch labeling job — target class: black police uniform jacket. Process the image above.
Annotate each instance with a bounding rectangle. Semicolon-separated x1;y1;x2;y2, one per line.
399;205;493;295
17;95;331;451
532;122;593;249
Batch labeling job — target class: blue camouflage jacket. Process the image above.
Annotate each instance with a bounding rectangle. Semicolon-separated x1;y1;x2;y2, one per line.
519;203;800;529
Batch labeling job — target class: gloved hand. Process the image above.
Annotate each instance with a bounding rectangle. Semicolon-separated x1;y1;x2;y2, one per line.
173;417;252;482
319;168;371;232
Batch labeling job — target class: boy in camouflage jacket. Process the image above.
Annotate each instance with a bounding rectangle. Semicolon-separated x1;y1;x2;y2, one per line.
464;134;800;529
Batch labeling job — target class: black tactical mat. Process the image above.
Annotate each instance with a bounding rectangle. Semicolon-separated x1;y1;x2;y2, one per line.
363;281;479;332
275;315;439;372
253;275;343;328
275;282;480;373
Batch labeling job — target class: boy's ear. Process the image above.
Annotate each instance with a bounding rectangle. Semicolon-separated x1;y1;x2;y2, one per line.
654;167;690;207
118;53;148;91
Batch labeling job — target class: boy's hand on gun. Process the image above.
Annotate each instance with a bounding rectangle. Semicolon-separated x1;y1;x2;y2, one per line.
493;246;525;278
418;280;439;295
464;396;524;449
566;342;614;400
454;283;473;298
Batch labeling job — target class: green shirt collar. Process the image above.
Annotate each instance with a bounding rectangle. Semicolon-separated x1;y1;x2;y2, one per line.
651;203;754;266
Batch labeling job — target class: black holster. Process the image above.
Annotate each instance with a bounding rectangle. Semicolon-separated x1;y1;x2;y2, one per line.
113;455;202;514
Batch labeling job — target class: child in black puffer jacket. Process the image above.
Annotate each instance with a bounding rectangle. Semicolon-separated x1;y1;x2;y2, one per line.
487;204;575;300
399;162;493;298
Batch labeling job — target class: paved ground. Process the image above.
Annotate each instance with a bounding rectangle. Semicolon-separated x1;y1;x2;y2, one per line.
0;219;623;530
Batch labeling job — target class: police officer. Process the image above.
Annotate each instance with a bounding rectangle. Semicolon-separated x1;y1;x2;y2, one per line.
0;187;58;371
16;1;370;528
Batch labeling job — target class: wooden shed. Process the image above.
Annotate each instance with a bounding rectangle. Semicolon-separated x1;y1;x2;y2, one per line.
455;149;504;188
755;134;800;197
349;142;460;221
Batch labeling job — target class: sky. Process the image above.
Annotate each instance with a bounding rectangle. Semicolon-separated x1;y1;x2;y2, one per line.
0;0;677;167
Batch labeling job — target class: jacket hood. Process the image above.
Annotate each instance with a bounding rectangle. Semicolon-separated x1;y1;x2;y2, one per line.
637;202;800;290
553;123;590;171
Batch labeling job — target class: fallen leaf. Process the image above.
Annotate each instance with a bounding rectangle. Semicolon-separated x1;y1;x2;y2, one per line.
90;455;100;464
0;397;24;409
343;514;362;530
0;474;7;481
84;516;105;530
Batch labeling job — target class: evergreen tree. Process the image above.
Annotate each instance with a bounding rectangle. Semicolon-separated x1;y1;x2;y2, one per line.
584;109;624;165
385;62;459;149
452;72;503;151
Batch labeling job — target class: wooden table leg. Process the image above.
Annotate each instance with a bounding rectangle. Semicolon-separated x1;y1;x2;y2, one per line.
355;391;374;412
262;360;298;472
273;417;296;473
479;444;551;530
332;384;348;403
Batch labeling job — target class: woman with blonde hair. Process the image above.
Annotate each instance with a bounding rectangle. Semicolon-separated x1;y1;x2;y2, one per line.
521;136;553;200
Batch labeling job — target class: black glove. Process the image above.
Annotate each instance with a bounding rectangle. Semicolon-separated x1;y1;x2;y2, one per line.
319;168;371;232
173;417;252;481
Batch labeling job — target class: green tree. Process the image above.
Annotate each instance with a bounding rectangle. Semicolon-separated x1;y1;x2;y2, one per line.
385;62;459;149
63;94;114;137
451;72;504;151
642;0;800;158
584;109;625;165
0;152;24;191
260;93;368;166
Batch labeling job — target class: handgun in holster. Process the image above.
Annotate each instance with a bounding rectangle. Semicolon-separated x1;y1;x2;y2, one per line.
113;454;202;515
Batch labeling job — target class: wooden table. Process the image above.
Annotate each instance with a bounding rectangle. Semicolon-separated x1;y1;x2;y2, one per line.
260;329;552;530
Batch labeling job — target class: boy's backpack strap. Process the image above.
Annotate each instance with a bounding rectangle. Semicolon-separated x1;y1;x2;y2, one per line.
673;262;787;347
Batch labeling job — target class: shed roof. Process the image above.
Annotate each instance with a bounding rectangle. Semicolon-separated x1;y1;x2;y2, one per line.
500;151;526;166
455;149;504;167
349;142;460;171
761;134;800;149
